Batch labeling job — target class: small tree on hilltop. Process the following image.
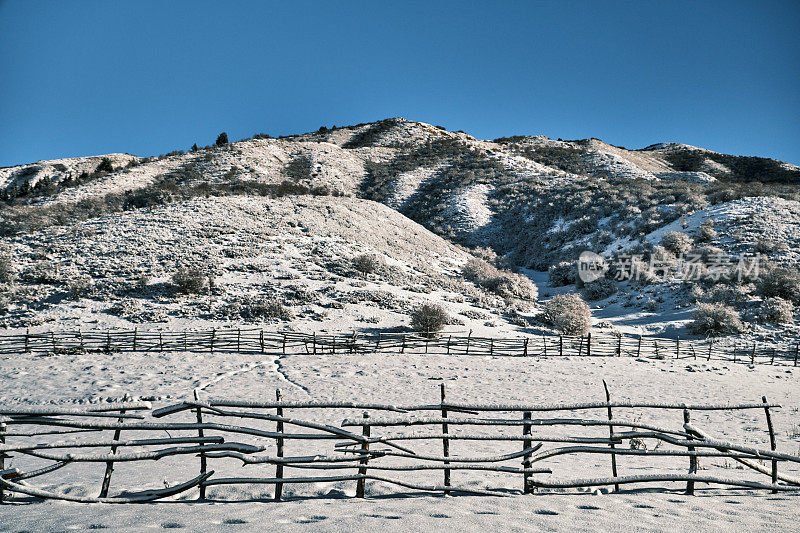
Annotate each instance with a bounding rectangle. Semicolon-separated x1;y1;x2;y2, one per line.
215;132;229;146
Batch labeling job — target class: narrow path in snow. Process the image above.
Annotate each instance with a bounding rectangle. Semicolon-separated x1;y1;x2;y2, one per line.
193;353;311;396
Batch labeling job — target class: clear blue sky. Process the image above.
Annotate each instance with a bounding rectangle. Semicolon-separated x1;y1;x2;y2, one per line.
1;0;798;167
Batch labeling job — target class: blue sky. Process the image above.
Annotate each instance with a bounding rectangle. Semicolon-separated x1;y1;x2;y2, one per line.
1;0;798;166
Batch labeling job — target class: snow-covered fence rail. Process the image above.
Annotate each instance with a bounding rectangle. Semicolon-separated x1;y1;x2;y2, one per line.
0;328;798;366
1;386;799;503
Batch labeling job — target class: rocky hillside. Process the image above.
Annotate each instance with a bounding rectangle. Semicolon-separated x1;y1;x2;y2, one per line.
1;118;798;339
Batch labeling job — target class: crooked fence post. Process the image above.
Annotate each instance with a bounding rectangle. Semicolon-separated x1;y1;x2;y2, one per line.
356;412;370;498
446;335;451;355
762;396;778;492
0;422;6;502
99;393;129;498
602;380;619;492
684;409;696;495
636;334;642;358
193;389;208;500
275;389;285;501
522;411;532;494
440;383;451;494
794;343;799;367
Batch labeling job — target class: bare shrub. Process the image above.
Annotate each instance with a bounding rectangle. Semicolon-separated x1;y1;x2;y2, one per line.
755;238;789;255
463;257;537;301
548;261;577;287
582;277;617;301
661;231;693;256
410;303;449;335
351;254;383;275
759;297;794;324
541;293;591;335
243;297;293;321
172;267;207;294
688;303;745;335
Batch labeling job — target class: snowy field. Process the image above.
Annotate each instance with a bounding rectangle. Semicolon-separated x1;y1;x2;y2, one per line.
1;348;799;531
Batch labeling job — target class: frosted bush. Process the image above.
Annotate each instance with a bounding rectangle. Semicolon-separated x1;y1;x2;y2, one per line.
351;254;384;275
696;220;717;242
410;303;449;336
541;293;591;335
688;303;745;335
172;267;207;294
548;261;577;287
756;265;800;303
582;278;617;301
759;297;794;324
661;231;693;256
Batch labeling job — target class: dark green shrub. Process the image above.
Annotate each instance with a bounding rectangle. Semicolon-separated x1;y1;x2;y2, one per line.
352;254;383;275
95;158;114;173
215;132;229;146
172;267;207;294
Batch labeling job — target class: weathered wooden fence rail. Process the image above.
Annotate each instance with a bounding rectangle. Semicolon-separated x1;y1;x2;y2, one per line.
1;387;798;503
0;328;798;367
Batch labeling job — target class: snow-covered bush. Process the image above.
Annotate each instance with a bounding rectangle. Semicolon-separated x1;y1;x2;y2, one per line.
67;275;92;299
582;277;617;301
462;257;495;281
548;261;577;287
242;297;293;321
756;265;800;303
172;267;207;294
759;297;794;324
410;303;449;336
352;254;383;275
688;303;745;335
541;293;591;335
661;231;693;256
696;220;717;243
25;260;59;284
754;238;789;254
702;284;750;307
463;257;537;301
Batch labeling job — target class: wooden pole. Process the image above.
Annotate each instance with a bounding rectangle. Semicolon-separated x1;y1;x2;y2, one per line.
259;329;265;353
770;348;775;365
465;330;471;356
99;394;129;498
210;329;215;353
183;331;187;352
356;412;370;498
446;335;451;355
636;335;642;358
0;422;6;502
587;332;592;357
194;389;207;500
105;331;110;353
675;337;680;359
159;332;163;353
237;328;241;352
78;329;84;351
282;334;287;355
132;327;137;352
489;338;493;356
376;332;382;353
274;389;284;501
685;409;696;495
707;339;712;361
602;380;619;492
401;335;406;354
523;338;529;357
24;328;29;352
541;336;546;357
617;335;622;357
441;383;451;494
732;343;737;364
795;343;799;367
53;331;58;353
751;343;756;365
762;396;778;493
522;411;532;494
559;335;563;357
313;332;317;355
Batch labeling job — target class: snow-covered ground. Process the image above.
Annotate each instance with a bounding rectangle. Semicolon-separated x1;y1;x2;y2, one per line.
1;348;799;531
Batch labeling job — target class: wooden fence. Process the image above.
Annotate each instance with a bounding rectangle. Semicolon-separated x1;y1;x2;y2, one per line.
1;386;799;503
1;328;798;366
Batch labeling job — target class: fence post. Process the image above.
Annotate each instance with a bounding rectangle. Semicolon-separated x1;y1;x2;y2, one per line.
183;331;188;352
732;342;737;363
282;334;287;355
488;338;493;356
24;328;29;352
237;328;241;352
465;330;471;356
523;338;529;357
636;334;642;358
675;337;680;359
274;389;285;501
0;422;6;502
541;336;546;357
770;348;775;365
132;327;137;351
210;329;215;353
795;343;799;367
356;412;370;498
522;411;532;494
159;332;163;353
446;335;451;355
684;409;696;495
401;334;406;354
586;333;591;357
376;333;382;353
313;332;317;355
559;335;563;357
193;389;208;500
617;335;622;357
52;331;58;353
440;383;451;494
707;339;712;361
78;329;84;351
602;380;619;492
751;343;756;364
99;393;129;498
762;396;778;492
